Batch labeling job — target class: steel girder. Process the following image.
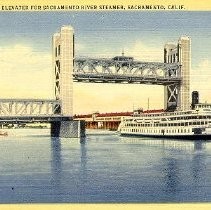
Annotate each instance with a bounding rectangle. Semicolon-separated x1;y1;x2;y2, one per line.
166;84;179;110
73;58;181;85
0;99;61;116
0;116;72;123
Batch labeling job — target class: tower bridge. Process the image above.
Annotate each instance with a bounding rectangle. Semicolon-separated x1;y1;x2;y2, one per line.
0;25;191;137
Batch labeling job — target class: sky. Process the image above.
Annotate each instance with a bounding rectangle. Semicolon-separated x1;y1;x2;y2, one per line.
0;11;211;114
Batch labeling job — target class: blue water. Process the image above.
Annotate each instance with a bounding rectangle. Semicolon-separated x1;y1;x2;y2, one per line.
1;129;211;203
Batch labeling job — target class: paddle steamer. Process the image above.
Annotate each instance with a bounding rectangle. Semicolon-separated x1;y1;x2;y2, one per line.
119;103;211;139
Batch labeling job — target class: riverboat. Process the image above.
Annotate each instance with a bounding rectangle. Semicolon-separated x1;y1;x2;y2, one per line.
118;103;211;140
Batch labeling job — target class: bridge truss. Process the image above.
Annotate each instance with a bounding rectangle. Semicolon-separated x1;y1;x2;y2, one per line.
74;58;181;85
0;99;61;117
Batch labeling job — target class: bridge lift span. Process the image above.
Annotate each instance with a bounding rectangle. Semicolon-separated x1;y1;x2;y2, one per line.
74;57;181;85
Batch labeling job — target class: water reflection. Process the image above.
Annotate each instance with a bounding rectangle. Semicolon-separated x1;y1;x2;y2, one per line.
4;128;211;203
163;157;180;194
50;136;88;195
194;141;205;151
119;136;207;152
191;141;206;181
48;135;211;202
80;140;88;184
50;137;62;198
119;136;209;200
80;137;86;144
162;141;206;199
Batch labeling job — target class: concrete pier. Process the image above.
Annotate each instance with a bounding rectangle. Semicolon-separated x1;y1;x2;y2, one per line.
51;120;86;138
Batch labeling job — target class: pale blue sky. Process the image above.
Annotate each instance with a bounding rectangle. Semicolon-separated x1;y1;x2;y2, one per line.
0;12;211;60
0;12;211;113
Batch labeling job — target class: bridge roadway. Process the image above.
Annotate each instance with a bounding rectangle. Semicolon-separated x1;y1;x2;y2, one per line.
0;115;72;124
73;57;181;85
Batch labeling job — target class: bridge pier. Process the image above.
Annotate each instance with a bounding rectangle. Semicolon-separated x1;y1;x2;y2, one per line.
51;120;86;138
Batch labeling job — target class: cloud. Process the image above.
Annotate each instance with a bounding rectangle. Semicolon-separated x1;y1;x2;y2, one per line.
191;59;211;102
75;39;164;62
124;40;164;62
75;42;85;56
0;44;53;99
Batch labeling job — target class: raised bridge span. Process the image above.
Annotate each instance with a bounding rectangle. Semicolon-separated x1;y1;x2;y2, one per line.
73;57;181;85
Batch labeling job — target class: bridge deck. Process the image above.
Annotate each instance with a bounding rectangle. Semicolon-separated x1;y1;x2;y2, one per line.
0;115;72;123
73;73;181;85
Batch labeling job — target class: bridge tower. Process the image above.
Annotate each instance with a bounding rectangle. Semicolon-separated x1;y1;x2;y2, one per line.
164;36;191;111
53;25;74;116
52;26;85;138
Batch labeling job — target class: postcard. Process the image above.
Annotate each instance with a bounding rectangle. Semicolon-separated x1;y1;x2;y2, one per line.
0;1;211;210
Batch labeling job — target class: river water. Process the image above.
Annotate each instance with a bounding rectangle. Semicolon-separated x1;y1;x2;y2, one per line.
0;128;211;203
